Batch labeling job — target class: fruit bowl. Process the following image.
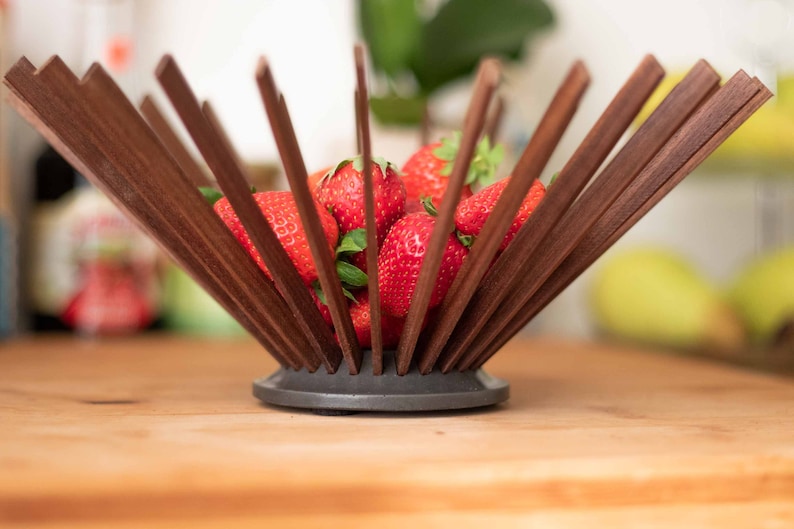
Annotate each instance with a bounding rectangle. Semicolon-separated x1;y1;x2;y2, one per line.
3;48;770;414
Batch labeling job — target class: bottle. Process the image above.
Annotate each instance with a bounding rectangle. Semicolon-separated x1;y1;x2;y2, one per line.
27;0;161;335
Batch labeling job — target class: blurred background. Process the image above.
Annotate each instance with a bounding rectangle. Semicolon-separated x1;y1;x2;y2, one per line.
1;0;792;368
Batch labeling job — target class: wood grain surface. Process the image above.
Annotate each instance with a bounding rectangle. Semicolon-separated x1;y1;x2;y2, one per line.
1;335;793;527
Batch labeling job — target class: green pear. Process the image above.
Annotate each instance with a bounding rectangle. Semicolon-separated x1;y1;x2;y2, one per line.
161;264;245;337
590;247;745;351
729;247;794;345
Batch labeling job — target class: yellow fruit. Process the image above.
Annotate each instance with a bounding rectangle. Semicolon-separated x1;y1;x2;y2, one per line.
590;247;744;351
636;71;794;172
729;247;794;344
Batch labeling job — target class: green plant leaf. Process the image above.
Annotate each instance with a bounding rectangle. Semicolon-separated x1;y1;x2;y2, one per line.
199;186;224;205
336;228;368;257
336;261;369;287
358;0;422;78
431;131;504;186
466;136;504;186
341;287;359;303
369;94;427;126
312;280;327;305
412;0;555;94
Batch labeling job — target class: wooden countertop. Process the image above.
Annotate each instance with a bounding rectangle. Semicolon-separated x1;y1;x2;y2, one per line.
1;334;793;527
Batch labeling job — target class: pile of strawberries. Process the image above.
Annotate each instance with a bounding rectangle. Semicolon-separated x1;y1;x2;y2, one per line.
211;134;546;350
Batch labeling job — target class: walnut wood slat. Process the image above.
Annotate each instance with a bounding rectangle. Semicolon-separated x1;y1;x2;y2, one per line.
473;75;771;368
139;95;212;187
445;61;719;369
5;87;274;358
394;58;501;375
9;83;297;367
201;109;341;371
155;55;341;372
7;89;295;367
416;61;591;374
435;55;669;372
82;63;314;369
256;58;363;374
4;57;302;368
201;100;252;185
354;44;384;374
453;59;723;371
57;61;306;368
482;94;505;143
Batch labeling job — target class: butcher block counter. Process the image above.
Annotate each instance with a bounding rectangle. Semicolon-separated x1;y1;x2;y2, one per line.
1;334;793;527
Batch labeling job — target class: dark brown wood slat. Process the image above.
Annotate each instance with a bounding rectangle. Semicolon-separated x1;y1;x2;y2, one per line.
482;95;505;143
22;60;307;369
155;55;342;372
202;108;342;372
256;58;363;374
394;58;501;375
82;62;316;369
472;76;771;368
11;89;295;366
201;100;252;184
434;55;669;372
458;64;740;369
4;57;301;368
447;58;720;372
416;61;591;374
139;95;212;187
354;44;384;375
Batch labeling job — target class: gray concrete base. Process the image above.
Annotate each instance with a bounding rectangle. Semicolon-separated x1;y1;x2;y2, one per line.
253;350;509;414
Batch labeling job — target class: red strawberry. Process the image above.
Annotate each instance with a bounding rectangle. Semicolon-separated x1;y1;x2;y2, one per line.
348;290;405;349
401;132;504;213
307;166;331;192
214;190;339;285
378;212;470;318
455;177;546;252
315;156;405;255
309;285;334;329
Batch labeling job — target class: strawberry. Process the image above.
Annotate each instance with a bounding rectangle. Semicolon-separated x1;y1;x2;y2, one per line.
378;211;470;318
455;177;546;252
348;290;405;349
307;166;331;192
309;285;334;329
401;132;504;213
315;156;405;252
214;190;339;285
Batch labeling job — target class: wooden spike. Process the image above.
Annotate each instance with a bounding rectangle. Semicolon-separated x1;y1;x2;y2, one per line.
201;100;252;184
416;60;590;374
155;55;344;372
4;56;303;368
86;60;313;369
482;95;505;144
472;76;771;368
256;57;363;373
139;95;212;187
432;55;669;372
456;62;737;372
354;43;384;374
394;58;501;375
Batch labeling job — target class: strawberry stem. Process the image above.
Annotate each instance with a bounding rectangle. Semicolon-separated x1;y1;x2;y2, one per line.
421;196;438;217
456;230;475;248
